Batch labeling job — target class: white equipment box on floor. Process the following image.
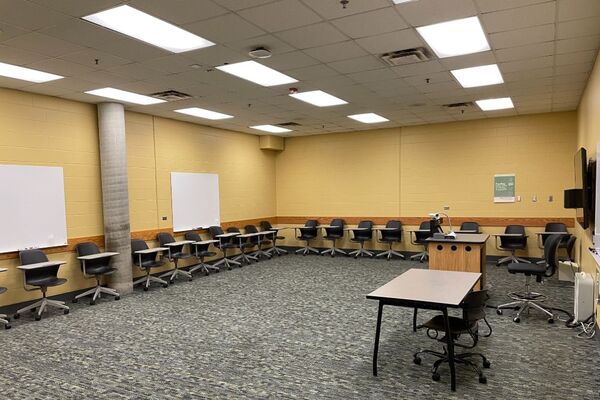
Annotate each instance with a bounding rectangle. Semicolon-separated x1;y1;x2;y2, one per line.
558;261;579;282
574;272;594;322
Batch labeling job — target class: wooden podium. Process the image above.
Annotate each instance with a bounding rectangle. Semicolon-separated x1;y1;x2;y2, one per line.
426;233;489;289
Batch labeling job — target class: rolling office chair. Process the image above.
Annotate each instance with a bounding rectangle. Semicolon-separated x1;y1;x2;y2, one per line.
157;232;193;283
228;226;257;265
14;249;70;321
245;224;272;260
536;222;569;264
414;290;492;384
565;236;577;262
459;221;480;233
209;226;241;270
376;220;404;260
495;225;530;265
0;268;10;329
73;242;120;305
349;220;374;258
496;234;562;323
260;220;288;256
184;232;219;275
321;219;346;257
410;221;442;262
295;219;320;256
131;239;169;291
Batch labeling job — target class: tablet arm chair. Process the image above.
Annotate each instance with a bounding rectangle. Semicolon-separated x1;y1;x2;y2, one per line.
157;232;193;283
14;249;69;321
459;221;480;234
131;239;169;291
414;290;492;384
260;220;288;256
209;226;241;270
0;268;10;329
245;224;272;260
74;242;120;305
349;220;374;258
495;225;530;265
376;220;404;260
228;226;257;265
410;221;441;262
184;232;219;275
496;234;562;323
295;219;320;256
536;222;569;264
321;219;346;257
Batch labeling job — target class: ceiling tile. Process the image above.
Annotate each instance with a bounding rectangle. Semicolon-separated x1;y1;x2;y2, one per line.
393;60;445;77
129;0;228;25
558;17;600;39
303;41;368;63
225;34;295;55
329;55;385;74
556;35;600;54
0;44;49;65
0;1;72;30
26;58;95;77
215;0;276;12
438;51;497;70
284;64;339;80
481;2;556;33
557;0;600;21
302;0;391;19
331;8;408;39
500;56;554;72
262;51;320;71
504;67;554;82
28;0;123;17
555;50;598;66
475;0;552;13
3;32;85;58
141;55;197;74
347;68;398;84
355;29;423;55
489;24;555;49
0;23;29;43
59;49;132;69
276;23;348;49
185;13;265;44
495;42;555;62
238;0;322;33
396;0;478;26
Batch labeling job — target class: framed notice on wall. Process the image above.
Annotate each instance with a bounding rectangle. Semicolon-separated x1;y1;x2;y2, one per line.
494;174;515;203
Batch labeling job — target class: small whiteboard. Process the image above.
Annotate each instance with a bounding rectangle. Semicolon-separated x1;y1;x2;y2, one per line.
171;172;220;232
0;165;68;253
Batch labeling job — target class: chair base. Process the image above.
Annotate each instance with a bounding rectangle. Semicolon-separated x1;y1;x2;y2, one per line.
251;247;272;260
348;248;373;258
321;247;347;257
16;297;69;320
497;255;531;265
414;347;490;384
266;246;288;256
296;246;319;256
213;257;242;270
0;314;10;329
410;251;428;262
134;274;169;290
190;261;220;275
233;252;258;265
74;285;119;304
160;267;192;283
376;249;405;260
497;297;555;323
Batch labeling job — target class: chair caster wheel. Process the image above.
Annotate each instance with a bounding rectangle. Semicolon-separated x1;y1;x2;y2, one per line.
413;357;421;365
188;277;193;282
4;324;11;329
72;298;78;304
513;317;520;323
63;309;69;315
162;284;169;288
432;373;440;382
496;309;502;315
479;375;487;384
90;301;96;306
483;360;491;368
114;296;120;301
547;318;554;324
35;315;42;321
30;308;36;313
143;287;149;292
13;314;20;320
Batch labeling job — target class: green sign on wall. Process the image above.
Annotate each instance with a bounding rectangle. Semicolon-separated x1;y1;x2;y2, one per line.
494;174;515;203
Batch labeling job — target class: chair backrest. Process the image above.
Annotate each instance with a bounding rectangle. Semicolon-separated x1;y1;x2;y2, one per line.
415;220;441;241
209;226;224;238
355;220;374;240
325;219;344;236
157;232;175;246
19;249;59;284
227;226;240;233
382;220;402;241
260;220;273;231
566;235;577;262
305;219;318;228
461;289;489;324
185;232;201;242
542;222;568;245
460;221;480;233
75;242;100;257
245;224;258;234
131;239;156;266
300;219;319;237
500;224;527;248
543;234;562;277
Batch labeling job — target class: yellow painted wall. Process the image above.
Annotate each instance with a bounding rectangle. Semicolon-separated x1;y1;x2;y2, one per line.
575;49;600;325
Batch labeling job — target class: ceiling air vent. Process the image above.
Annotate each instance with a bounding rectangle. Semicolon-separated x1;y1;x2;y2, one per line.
444;102;474;109
278;122;301;127
380;47;432;66
150;90;192;102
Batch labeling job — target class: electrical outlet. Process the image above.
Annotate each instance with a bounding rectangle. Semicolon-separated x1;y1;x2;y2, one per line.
548;195;553;202
162;216;167;221
443;205;450;210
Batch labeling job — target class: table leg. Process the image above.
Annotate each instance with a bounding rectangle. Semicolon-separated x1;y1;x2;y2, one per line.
412;307;418;332
443;307;456;391
373;301;384;376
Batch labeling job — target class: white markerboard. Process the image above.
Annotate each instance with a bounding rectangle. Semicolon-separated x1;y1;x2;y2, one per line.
171;172;220;232
0;165;68;253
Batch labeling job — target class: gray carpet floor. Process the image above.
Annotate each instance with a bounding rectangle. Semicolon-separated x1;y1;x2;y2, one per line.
0;254;598;399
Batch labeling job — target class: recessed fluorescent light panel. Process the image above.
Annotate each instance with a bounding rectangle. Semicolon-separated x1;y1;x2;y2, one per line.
82;5;214;53
0;61;63;83
216;61;297;87
289;90;348;107
250;125;292;133
393;0;418;4
85;88;165;105
348;113;389;124
175;107;233;120
451;64;504;88
476;97;514;111
416;16;490;58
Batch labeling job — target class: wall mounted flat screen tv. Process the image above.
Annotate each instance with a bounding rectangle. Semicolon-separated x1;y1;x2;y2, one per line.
575;147;589;229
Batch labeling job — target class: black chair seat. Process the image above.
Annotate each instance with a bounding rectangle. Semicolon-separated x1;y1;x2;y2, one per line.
507;262;546;275
86;265;117;275
27;276;67;287
196;251;216;258
422;315;475;334
140;260;164;269
219;242;237;249
298;234;317;240
324;234;343;240
170;251;193;260
380;237;401;243
500;243;526;250
0;287;6;295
